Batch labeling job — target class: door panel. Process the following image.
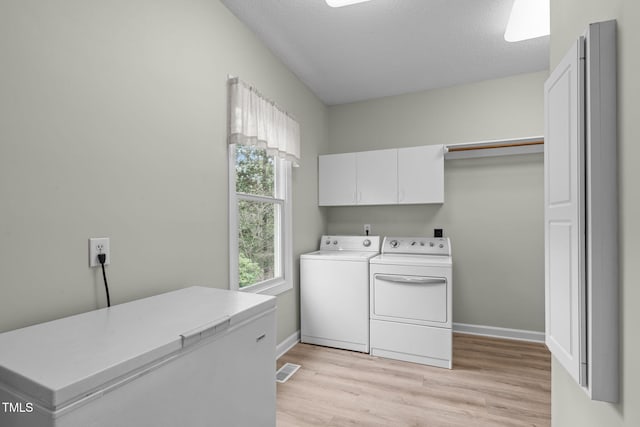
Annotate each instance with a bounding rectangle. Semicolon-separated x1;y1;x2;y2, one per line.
544;37;586;386
547;71;573;206
548;222;574;354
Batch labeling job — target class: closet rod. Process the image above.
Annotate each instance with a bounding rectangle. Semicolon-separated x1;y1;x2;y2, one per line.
446;139;544;152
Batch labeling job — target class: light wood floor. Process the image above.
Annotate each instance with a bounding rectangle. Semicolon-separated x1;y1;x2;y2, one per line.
276;333;550;427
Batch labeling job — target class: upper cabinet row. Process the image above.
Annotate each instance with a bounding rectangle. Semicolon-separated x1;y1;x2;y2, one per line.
318;145;444;206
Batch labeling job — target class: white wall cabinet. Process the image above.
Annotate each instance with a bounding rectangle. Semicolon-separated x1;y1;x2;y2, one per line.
544;20;618;403
398;145;444;204
318;145;444;206
318;153;357;205
356;149;398;205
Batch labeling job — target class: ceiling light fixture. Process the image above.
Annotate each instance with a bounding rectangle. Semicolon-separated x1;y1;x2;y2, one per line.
504;0;550;42
326;0;373;8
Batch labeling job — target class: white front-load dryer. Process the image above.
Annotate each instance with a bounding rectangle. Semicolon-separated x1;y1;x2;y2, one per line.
369;236;453;368
300;235;380;352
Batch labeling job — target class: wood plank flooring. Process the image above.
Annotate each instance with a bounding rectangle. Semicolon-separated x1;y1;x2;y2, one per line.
276;333;550;427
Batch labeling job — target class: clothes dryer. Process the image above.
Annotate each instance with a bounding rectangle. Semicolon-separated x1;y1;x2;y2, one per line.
369;236;453;368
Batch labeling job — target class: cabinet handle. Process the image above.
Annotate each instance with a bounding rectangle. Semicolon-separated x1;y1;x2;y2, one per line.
256;333;267;342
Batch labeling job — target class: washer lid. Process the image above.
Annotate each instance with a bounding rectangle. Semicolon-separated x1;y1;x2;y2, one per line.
0;287;275;411
301;250;379;261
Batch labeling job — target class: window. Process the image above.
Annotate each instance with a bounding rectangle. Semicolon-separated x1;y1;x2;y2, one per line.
229;144;292;295
226;77;299;295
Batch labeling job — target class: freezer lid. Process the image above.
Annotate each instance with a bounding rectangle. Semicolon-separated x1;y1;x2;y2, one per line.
0;286;275;411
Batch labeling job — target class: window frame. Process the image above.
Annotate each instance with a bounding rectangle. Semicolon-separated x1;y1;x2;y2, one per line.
228;144;293;295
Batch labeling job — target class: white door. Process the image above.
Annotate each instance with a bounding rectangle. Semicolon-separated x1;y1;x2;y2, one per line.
544;37;586;386
318;153;357;205
397;145;444;204
357;149;397;204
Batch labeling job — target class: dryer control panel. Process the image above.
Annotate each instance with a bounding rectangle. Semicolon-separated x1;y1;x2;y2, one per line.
381;237;450;256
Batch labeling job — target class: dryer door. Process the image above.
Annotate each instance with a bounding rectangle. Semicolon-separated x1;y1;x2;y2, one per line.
371;274;448;325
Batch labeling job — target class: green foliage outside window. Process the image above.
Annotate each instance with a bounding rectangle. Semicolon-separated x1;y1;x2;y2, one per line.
235;145;277;288
235;144;275;197
238;254;263;287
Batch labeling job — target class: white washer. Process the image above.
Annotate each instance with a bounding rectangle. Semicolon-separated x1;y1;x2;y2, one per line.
301;235;380;353
369;236;453;369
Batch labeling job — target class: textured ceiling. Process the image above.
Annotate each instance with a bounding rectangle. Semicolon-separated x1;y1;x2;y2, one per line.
221;0;549;105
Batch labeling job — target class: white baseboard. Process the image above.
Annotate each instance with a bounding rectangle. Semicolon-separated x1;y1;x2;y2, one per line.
276;330;300;359
276;326;543;359
453;323;545;343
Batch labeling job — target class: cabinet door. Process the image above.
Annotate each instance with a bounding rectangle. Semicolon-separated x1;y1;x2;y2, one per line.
398;145;444;204
544;37;586;386
356;149;397;205
318;153;357;206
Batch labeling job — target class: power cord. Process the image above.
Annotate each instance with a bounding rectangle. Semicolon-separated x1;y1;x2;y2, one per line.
97;253;111;307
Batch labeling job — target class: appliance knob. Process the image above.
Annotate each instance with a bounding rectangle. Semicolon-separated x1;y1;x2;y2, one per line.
411;241;416;246
429;242;435;247
333;240;338;245
363;239;371;247
325;240;331;245
390;240;399;248
439;244;444;248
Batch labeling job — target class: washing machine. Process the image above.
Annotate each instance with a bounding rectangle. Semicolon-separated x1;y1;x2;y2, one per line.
301;235;380;352
369;236;453;368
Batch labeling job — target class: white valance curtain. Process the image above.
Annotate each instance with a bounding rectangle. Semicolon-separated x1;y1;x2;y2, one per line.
227;77;301;167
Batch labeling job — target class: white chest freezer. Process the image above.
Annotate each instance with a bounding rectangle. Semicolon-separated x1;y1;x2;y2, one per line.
0;286;276;427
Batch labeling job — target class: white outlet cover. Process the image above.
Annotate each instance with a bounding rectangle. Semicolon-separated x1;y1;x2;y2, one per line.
89;237;110;267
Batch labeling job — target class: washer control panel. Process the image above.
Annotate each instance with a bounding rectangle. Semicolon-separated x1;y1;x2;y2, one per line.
320;235;380;252
382;237;450;256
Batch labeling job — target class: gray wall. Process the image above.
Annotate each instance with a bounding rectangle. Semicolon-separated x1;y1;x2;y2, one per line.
0;0;329;344
549;0;640;426
327;71;547;332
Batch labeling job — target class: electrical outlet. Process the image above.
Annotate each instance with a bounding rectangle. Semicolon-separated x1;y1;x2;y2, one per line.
364;224;371;235
89;237;110;267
